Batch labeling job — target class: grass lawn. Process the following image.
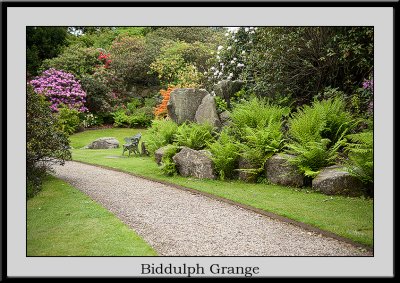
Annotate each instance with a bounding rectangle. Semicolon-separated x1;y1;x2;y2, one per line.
70;128;373;247
27;175;158;256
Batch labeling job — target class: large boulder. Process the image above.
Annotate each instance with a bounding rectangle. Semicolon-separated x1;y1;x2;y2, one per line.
237;157;258;183
85;137;119;149
213;80;244;107
172;147;216;179
265;154;304;187
167;88;209;124
312;165;364;196
195;94;221;128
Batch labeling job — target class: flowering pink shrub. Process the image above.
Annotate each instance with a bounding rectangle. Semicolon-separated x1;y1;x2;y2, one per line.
29;68;88;112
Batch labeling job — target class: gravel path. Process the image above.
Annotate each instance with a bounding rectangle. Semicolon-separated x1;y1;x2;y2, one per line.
52;161;371;256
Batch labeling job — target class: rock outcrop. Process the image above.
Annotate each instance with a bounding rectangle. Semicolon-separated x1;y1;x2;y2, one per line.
167;88;209;124
265;154;304;187
172;147;216;179
195;94;222;128
312;165;364;196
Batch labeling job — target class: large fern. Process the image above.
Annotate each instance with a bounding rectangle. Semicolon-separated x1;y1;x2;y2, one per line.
286;137;345;178
160;144;180;176
175;122;215;150
286;97;353;177
230;96;289;138
145;119;179;155
208;129;240;180
344;131;373;184
314;97;354;144
239;120;285;168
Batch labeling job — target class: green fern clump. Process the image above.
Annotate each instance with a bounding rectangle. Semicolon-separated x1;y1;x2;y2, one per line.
286;97;353;177
344;131;373;185
226;97;288;179
239;121;285;169
314;97;354;143
175;122;215;150
208;129;240;180
145;119;179;155
160;144;180;176
230;96;289;137
286;138;345;178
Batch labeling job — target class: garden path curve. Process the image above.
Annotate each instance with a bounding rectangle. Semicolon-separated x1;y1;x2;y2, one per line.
52;161;371;256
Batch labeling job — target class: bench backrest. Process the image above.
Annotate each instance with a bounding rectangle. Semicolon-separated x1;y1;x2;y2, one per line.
124;133;142;144
132;133;142;140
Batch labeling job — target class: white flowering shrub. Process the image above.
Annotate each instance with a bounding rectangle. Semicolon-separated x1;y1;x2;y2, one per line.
206;27;257;86
207;27;373;108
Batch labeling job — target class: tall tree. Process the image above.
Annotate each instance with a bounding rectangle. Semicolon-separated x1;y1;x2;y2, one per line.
26;27;69;77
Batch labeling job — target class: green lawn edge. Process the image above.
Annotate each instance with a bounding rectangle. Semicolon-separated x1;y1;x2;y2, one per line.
69;128;374;247
27;175;158;256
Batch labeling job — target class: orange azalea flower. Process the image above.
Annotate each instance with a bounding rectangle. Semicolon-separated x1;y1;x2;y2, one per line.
154;86;174;118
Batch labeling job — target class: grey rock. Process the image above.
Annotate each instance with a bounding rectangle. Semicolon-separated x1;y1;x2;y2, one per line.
265;154;304;187
312;165;364;196
237;157;258;183
195;94;222;128
154;145;174;165
172;147;216;179
167;88;209;124
85;137;119;149
213;80;244;107
219;110;231;127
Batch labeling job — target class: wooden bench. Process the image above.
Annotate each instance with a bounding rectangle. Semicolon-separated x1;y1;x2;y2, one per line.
122;133;142;157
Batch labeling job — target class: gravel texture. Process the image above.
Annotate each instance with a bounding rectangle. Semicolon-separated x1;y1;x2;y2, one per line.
52;161;372;256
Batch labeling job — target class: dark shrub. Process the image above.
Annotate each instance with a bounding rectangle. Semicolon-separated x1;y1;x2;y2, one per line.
27;86;71;198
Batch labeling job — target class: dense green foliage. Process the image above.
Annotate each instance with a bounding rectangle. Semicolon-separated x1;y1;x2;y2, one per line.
286;97;354;177
40;45;100;79
211;27;373;106
112;107;153;128
208;129;240;180
345;131;374;186
175;122;215;150
145;119;179;155
150;40;213;87
160;144;180;176
109;36;157;86
26;86;71;197
149;27;225;45
56;106;82;135
238;122;284;170
230;97;289;135
80;68;125;116
27;27;69;77
228;97;288;174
